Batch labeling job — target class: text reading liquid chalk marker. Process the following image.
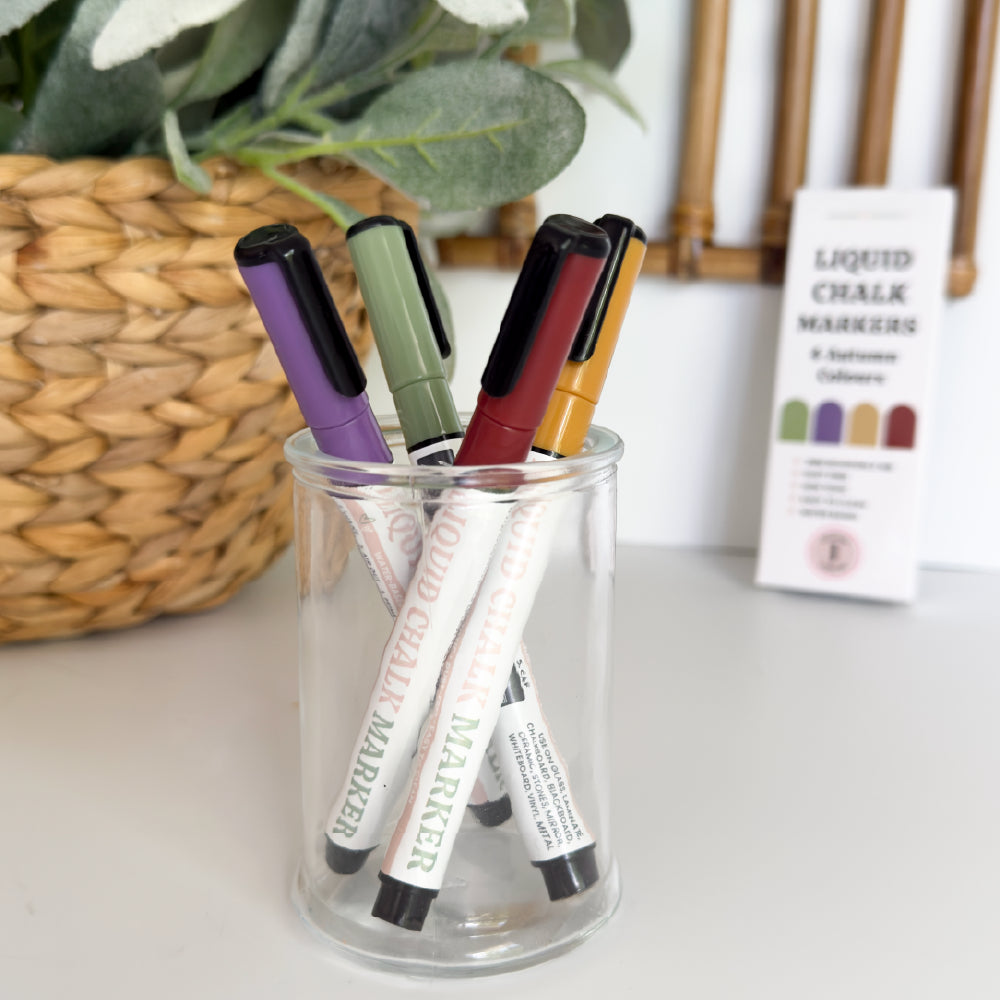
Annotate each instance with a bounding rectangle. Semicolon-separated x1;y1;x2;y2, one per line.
372;216;643;931
324;215;610;878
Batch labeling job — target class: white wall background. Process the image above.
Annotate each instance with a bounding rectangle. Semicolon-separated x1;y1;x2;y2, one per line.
364;0;1000;571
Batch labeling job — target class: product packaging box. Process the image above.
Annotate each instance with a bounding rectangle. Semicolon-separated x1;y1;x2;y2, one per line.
756;188;955;602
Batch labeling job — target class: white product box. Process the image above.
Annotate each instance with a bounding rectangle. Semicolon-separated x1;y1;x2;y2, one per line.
756;188;955;602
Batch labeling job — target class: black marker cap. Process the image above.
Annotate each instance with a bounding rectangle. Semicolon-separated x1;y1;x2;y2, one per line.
346;214;451;358
325;836;373;875
372;872;438;932
481;214;611;398
569;215;648;363
234;223;366;397
533;843;599;901
467;793;513;827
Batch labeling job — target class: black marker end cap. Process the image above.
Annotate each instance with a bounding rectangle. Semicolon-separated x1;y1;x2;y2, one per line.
372;872;438;932
325;837;373;875
533;844;600;901
467;793;513;828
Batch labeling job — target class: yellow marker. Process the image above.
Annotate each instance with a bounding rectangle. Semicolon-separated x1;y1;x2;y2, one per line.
532;215;647;458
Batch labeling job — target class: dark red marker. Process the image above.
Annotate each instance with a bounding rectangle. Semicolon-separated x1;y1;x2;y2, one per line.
456;215;612;465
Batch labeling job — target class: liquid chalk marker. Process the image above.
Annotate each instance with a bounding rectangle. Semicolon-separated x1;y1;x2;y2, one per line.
371;216;613;932
236;226;420;617
347;216;464;466
469;214;647;833
489;215;648;900
349;214;513;827
322;216;610;881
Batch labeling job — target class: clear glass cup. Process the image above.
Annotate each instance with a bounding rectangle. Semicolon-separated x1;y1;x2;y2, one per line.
285;420;624;977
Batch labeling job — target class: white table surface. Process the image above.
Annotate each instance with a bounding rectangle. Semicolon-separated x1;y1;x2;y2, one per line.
2;547;998;999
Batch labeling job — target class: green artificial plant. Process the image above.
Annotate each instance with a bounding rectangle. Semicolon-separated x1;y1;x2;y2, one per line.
0;0;636;229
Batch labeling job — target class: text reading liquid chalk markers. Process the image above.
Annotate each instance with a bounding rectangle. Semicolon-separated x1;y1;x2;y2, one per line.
347;216;464;467
371;216;642;931
234;224;390;463
349;215;512;827
322;215;610;876
374;497;561;932
457;215;612;465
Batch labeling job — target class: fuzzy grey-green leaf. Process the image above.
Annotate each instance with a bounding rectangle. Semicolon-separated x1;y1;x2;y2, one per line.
506;0;573;44
334;60;584;212
173;0;292;106
574;0;631;71
15;0;164;158
541;58;643;127
312;0;427;90
260;0;330;110
162;108;211;192
0;0;58;38
436;0;526;30
91;0;248;69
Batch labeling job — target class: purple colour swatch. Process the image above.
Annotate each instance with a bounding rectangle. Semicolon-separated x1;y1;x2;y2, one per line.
813;401;843;444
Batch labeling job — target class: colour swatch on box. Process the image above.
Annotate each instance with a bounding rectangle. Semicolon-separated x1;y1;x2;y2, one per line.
777;400;917;448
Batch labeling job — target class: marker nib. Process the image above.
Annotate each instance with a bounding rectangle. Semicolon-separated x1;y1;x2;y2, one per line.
325;837;373;875
467;793;513;827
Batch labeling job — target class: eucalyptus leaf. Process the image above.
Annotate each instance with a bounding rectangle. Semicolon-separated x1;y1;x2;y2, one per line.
174;0;293;106
574;0;630;71
309;189;365;229
311;0;427;90
91;0;247;70
435;0;526;30
505;0;573;45
0;104;25;148
162;108;211;192
541;58;643;127
260;0;330;110
331;60;584;212
15;0;164;158
409;11;481;54
0;0;58;39
0;46;19;88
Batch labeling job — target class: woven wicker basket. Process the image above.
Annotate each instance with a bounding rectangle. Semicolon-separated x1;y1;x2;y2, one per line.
0;154;415;643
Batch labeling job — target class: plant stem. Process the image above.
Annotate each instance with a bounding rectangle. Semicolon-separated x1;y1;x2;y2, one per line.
17;23;37;110
201;6;447;160
249;162;356;230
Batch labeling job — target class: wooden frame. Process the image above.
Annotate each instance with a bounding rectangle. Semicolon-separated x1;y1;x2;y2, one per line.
436;0;999;298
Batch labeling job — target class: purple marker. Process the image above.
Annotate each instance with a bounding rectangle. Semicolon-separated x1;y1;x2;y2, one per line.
234;224;391;462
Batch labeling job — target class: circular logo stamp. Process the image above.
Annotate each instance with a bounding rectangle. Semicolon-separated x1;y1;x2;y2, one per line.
807;528;860;578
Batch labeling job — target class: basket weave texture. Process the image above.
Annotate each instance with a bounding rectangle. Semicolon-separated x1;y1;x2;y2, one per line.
0;155;415;643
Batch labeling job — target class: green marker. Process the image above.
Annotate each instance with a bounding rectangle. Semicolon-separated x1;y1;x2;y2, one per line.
347;216;463;465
